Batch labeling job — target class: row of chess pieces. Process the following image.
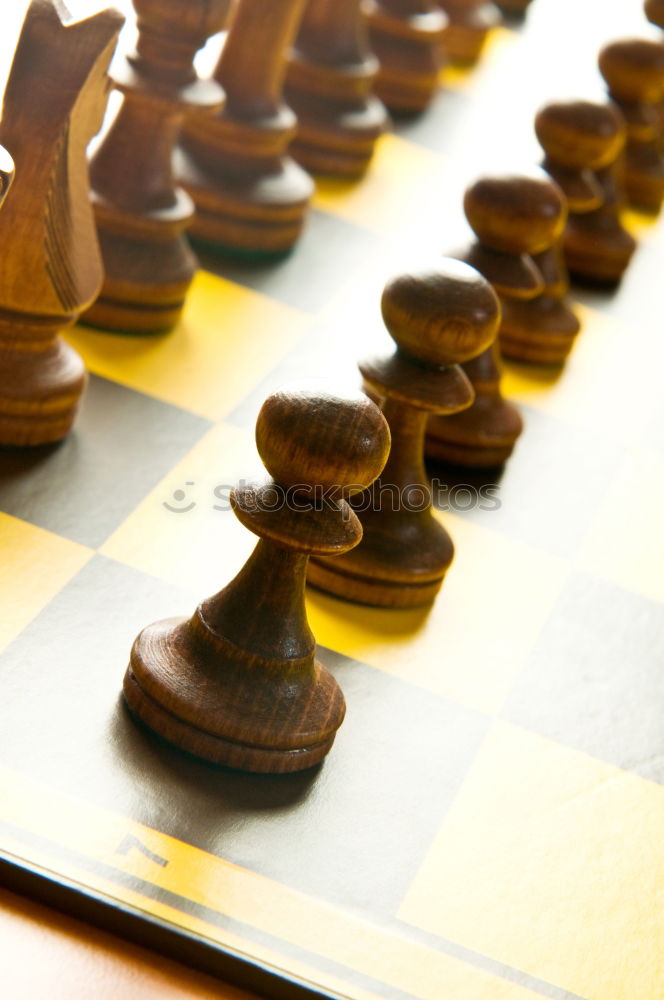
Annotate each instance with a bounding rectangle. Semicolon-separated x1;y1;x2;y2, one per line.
123;1;664;773
0;0;662;773
0;0;661;451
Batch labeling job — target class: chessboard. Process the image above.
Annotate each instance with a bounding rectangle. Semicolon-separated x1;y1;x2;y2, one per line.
1;1;663;999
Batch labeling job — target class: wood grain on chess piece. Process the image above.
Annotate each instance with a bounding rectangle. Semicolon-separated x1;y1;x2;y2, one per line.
494;162;579;365
308;260;499;607
427;174;563;464
124;385;390;773
0;0;123;447
366;0;448;114
599;39;664;213
645;0;664;28
83;0;229;333
179;0;314;258
285;0;389;177
438;0;501;64
537;100;636;283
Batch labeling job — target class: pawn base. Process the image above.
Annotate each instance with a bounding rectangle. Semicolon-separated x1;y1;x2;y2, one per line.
499;297;581;365
426;396;522;468
564;216;636;285
308;558;445;608
308;507;453;609
125;615;345;774
367;4;447;115
624;167;664;214
178;147;314;257
124;669;336;773
495;0;532;15
286;93;388;178
441;2;500;64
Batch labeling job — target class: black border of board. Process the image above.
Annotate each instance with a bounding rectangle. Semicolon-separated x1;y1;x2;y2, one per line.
0;850;346;1000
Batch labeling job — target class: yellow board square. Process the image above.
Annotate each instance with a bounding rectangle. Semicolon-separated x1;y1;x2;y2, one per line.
313;134;451;247
102;431;568;719
307;513;570;717
399;721;664;1000
100;422;259;596
0;762;545;1000
0;514;92;653
576;446;664;604
501;304;634;431
441;27;520;93
65;270;309;421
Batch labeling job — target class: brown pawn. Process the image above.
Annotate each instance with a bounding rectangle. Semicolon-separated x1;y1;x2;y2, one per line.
494;0;533;15
645;0;664;137
0;0;123;447
438;0;501;65
599;39;664;212
427;175;562;466
178;0;314;258
493;156;579;364
365;0;448;115
83;0;228;333
308;260;499;608
124;385;390;773
537;100;636;284
645;0;664;29
285;0;389;177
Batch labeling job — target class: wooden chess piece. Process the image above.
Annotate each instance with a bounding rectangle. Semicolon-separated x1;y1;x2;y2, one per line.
124;385;390;773
0;0;123;447
365;0;448;115
285;0;389;177
494;0;533;16
427;174;562;465
178;0;314;258
83;0;229;334
308;260;499;608
645;0;664;29
645;0;664;137
495;155;579;364
536;100;636;284
437;0;501;65
599;39;664;213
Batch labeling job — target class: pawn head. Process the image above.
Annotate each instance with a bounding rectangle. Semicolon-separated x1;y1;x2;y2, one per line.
380;259;500;367
535;100;626;170
645;0;664;29
464;170;567;255
256;384;390;500
599;39;664;102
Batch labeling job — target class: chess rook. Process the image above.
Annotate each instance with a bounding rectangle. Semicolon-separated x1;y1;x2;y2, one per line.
308;261;499;607
599;39;664;213
0;0;123;447
366;0;448;114
285;0;388;177
537;100;636;283
84;0;228;333
124;385;390;773
438;0;501;64
179;0;314;258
